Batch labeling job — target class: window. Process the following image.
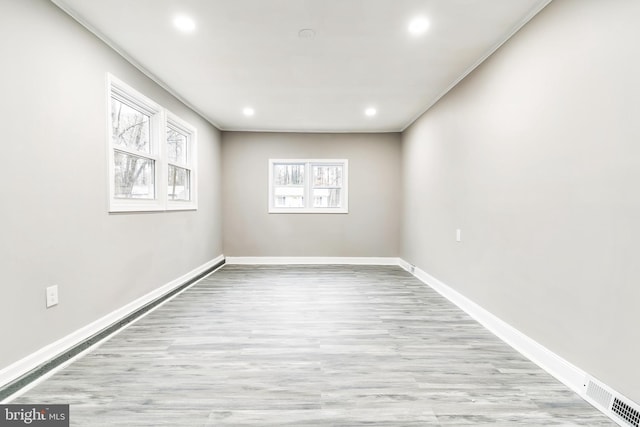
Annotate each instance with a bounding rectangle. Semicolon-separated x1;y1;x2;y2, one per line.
166;113;197;209
107;74;197;212
269;159;348;213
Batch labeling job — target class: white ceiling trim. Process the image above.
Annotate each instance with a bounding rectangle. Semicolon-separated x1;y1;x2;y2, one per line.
51;0;553;134
400;0;554;132
50;0;222;129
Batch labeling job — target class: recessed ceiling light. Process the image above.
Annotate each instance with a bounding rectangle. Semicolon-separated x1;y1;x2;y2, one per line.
243;107;255;117
365;107;377;117
408;16;429;35
174;15;196;32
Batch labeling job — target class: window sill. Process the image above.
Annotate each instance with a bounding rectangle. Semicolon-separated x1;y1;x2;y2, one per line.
268;208;348;214
109;201;165;213
167;202;198;211
109;201;197;213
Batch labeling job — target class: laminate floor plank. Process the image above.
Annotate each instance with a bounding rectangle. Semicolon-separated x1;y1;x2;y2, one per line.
14;265;614;426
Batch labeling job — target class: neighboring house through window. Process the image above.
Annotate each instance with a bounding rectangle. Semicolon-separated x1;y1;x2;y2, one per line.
268;159;348;213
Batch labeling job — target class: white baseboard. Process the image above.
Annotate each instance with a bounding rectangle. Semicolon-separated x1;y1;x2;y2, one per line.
228;257;586;397
4;254;634;425
398;259;640;426
398;259;586;394
225;256;401;265
0;254;225;390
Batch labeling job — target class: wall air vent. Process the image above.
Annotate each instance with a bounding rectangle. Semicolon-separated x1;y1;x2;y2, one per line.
612;397;640;427
586;379;613;410
584;376;640;427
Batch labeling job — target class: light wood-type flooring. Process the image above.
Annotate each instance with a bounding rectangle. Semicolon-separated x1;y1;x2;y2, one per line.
14;265;615;426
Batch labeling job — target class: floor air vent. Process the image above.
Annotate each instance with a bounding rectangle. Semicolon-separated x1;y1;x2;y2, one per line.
612;397;640;427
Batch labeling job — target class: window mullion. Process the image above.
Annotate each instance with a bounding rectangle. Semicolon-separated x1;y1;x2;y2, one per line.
154;110;166;206
305;162;312;209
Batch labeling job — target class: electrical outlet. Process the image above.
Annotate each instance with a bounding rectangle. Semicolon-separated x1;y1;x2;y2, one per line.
46;285;59;308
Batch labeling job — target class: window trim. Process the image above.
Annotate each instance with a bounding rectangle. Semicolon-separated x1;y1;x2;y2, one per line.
107;74;197;212
166;111;198;211
268;159;349;214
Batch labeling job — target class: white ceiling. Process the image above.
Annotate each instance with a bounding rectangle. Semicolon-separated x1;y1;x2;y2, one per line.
52;0;551;133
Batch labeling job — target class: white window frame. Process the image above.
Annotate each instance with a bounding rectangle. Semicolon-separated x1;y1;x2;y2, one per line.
107;74;197;212
166;112;198;211
268;159;349;214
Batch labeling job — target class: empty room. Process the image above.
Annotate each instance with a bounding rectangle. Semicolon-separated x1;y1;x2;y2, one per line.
1;0;638;425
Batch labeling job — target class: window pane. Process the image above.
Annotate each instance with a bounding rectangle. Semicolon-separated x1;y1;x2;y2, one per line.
313;188;341;208
168;165;190;201
274;164;304;186
111;98;151;154
313;165;342;187
274;186;304;207
167;127;187;164
114;151;154;199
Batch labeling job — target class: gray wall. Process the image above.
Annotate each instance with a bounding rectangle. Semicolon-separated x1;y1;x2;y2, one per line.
4;0;638;407
222;132;401;257
0;0;223;370
401;0;640;403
